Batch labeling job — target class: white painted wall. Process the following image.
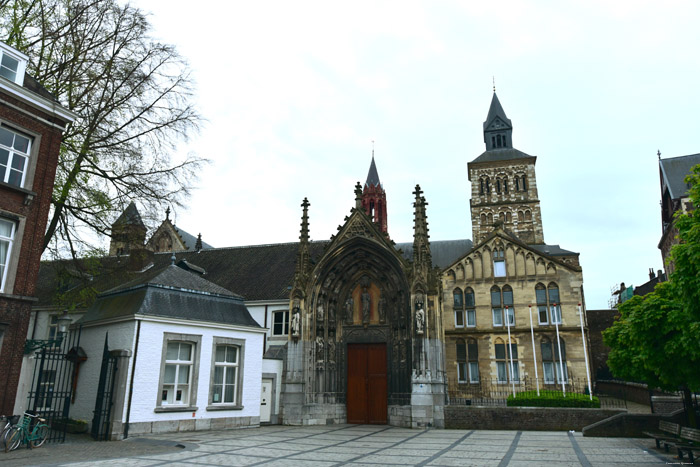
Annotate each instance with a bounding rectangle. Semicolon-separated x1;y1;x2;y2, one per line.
127;319;264;423
245;301;289;346
262;358;283;414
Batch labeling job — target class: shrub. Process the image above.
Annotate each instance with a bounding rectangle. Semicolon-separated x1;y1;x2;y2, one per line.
507;390;600;408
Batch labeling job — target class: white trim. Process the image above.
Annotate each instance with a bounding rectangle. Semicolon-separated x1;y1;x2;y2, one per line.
136;315;268;333
244;299;288;306
0;79;77;123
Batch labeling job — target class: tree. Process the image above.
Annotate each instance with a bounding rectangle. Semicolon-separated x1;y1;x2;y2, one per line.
604;165;700;427
0;0;204;258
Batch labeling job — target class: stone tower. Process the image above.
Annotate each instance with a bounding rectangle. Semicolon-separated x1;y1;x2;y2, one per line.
361;155;388;234
109;202;147;256
468;92;545;244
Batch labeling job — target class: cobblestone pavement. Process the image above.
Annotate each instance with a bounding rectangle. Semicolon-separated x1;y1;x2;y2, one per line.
1;425;683;466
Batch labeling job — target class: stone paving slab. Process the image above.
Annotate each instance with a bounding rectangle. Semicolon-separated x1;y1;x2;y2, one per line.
0;424;681;466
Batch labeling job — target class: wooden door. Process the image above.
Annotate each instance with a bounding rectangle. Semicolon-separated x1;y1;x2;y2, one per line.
347;343;387;424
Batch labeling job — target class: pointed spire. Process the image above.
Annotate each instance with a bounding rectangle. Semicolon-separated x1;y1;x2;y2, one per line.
299;197;310;243
412;185;432;267
354;182;363;209
365;145;381;188
165;206;171;221
195;233;202;252
483;92;514;150
483;92;512;130
114;201;145;228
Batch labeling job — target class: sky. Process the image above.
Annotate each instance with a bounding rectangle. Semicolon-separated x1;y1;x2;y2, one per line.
134;0;700;310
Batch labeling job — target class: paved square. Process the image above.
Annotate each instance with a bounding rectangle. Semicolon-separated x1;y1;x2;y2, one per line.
1;425;679;466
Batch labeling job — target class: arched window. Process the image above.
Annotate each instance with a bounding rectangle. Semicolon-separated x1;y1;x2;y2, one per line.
525;210;532;222
480;213;487;224
479;179;484;195
521;174;527;191
503;285;514;326
493;247;505;277
453;288;464;328
504;177;509;194
465;288;476;327
515;177;520;191
456;339;467;382
536;282;561;324
495;338;519;383
491;136;496;148
485;177;491;193
506;212;512;223
518;211;524;222
468;338;479;382
487;213;493;224
541;337;567;383
499;212;506;222
491;285;502;326
496;178;501;194
497;135;502;147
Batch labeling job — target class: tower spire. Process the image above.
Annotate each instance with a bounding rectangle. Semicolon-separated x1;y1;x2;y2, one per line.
361;153;388;234
483;92;513;150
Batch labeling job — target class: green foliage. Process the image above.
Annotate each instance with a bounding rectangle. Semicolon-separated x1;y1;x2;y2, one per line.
507;390;600;408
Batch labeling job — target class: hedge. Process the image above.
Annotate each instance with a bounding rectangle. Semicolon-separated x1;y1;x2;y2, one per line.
507;390;600;408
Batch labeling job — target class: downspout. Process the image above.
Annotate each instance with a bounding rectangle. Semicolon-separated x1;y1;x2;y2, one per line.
263;305;268;355
123;319;141;439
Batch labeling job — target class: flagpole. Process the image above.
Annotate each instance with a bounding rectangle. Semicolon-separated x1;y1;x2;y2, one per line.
553;302;566;397
529;304;540;396
578;303;593;400
506;305;516;398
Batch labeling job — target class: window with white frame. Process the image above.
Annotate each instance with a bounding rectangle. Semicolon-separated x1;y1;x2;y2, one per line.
156;333;201;411
208;336;245;409
495;339;519;383
47;314;59;340
548;283;561;324
0;218;16;292
536;283;548;324
212;345;239;405
493;247;505;277
272;310;289;336
453;288;464;328
491;285;503;326
0;45;27;84
457;339;479;383
503;285;514;327
465;288;476;327
541;337;567;384
536;282;562;325
0;126;32;188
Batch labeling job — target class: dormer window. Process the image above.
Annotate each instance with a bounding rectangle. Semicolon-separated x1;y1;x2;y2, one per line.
0;42;28;86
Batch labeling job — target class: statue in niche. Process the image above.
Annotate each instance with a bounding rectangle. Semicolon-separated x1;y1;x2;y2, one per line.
317;302;324;323
315;336;324;361
378;296;386;323
328;301;336;324
415;294;425;335
328;335;336;364
361;287;371;325
291;310;300;337
344;297;354;325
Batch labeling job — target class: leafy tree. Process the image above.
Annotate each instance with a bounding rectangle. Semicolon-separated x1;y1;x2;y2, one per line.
0;0;204;258
604;165;700;427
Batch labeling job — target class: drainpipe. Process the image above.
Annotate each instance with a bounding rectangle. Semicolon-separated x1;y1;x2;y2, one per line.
123;319;141;439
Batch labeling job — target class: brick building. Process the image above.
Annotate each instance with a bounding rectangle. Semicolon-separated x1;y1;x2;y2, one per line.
0;41;76;414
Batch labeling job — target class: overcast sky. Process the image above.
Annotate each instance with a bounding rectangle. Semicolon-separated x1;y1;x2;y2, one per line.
135;0;700;310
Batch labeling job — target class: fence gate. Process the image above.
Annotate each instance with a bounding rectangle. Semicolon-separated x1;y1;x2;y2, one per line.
91;334;118;441
26;325;82;443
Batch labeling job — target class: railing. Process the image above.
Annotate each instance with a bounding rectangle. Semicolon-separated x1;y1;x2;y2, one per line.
448;377;626;408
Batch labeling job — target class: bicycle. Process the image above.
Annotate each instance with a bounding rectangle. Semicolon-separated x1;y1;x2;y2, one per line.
4;411;49;452
1;415;19;450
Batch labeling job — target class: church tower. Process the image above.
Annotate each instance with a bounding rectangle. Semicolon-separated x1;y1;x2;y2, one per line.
361;155;388;234
468;92;545;244
109;201;147;256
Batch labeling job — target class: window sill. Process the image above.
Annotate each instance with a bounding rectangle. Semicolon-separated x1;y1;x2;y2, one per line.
206;404;244;411
0;180;36;204
154;405;198;413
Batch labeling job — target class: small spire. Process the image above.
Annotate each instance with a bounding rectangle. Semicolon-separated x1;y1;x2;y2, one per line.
300;198;310;243
195;233;202;252
354;182;363;208
165;206;171;220
657;149;661;160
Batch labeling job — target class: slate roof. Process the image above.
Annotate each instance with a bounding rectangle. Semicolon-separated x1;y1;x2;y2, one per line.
659;153;700;200
79;265;259;327
483;92;512;130
395;239;474;269
113;202;146;228
174;225;214;250
528;244;578;256
365;156;381;187
470;148;536;164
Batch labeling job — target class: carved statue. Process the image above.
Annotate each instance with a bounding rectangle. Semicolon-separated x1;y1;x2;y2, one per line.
291;310;300;337
361;287;371;324
315;336;324;361
345;297;354;325
328;337;336;363
378;296;386;323
317;302;324;323
415;294;425;335
293;298;301;314
328;302;336;324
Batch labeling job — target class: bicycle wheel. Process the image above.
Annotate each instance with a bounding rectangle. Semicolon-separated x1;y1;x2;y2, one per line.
30;424;49;448
4;427;22;452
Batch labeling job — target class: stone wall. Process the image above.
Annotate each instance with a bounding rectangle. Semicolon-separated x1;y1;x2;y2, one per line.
582;410;687;438
445;406;623;431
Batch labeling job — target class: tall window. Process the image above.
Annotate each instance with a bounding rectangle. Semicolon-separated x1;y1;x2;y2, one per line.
541;338;567;383
272;310;289;336
457;339;479;383
453;288;464;328
495;339;519;383
162;342;193;405
0;218;16;292
465;288;476;327
493;247;505;277
212;345;239;405
0;126;32;188
503;177;509;194
47;315;59;340
536;283;561;324
491;286;503;327
521;174;527;191
503;285;514;326
496;178;502;194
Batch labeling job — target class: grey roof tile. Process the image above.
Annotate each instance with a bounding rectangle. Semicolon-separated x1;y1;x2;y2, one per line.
470;148;535;164
659;153;700;200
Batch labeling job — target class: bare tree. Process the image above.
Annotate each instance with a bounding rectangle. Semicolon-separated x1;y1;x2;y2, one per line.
1;0;204;258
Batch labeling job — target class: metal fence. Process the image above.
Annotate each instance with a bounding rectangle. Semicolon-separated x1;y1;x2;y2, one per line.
448;377;626;408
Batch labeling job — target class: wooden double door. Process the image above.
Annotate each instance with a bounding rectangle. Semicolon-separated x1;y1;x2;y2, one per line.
347;343;387;424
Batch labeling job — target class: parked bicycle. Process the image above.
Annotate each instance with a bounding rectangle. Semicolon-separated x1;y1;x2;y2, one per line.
4;411;49;452
1;415;19;450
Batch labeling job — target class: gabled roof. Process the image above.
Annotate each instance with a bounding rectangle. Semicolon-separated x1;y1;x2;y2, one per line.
113;202;146;228
396;239;473;269
79;265;259;327
483;92;512;130
659;153;700;200
470;148;536;165
174;225;214;250
365;156;381;187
